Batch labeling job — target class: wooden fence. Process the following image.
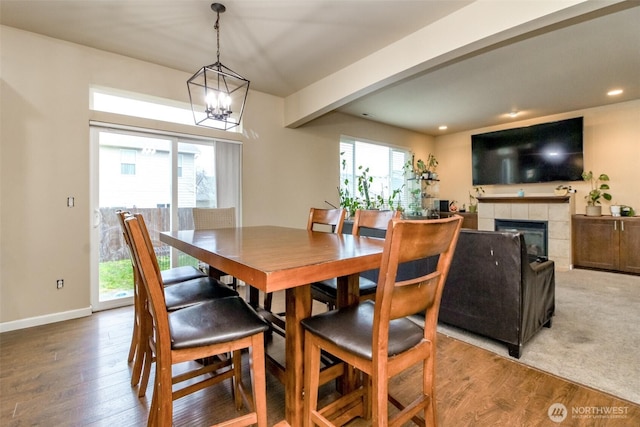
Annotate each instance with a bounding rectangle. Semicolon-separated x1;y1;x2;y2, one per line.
99;207;196;263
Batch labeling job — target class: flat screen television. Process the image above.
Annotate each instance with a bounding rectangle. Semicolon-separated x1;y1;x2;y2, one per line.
472;117;584;185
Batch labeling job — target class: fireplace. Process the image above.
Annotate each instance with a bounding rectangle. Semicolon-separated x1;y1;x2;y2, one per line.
495;219;548;262
477;195;574;269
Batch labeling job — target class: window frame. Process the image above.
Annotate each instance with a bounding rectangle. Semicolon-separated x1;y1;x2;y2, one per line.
339;136;411;213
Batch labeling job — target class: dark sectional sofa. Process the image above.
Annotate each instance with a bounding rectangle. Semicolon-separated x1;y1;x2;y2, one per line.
438;229;555;358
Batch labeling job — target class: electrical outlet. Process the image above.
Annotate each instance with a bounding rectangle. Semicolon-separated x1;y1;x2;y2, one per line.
56;279;64;289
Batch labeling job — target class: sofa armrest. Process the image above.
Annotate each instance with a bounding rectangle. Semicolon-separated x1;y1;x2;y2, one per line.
521;259;555;343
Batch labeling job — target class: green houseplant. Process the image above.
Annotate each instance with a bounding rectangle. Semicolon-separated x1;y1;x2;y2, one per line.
582;171;611;216
338;156;406;217
426;153;438;178
468;186;484;213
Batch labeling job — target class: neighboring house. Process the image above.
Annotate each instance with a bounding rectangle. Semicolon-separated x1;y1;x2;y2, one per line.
99;141;210;209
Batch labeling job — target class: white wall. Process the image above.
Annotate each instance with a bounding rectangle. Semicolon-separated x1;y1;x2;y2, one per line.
3;24;637;329
0;26;431;327
435;100;640;213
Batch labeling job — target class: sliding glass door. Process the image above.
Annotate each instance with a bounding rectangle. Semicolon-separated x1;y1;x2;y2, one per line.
90;125;241;311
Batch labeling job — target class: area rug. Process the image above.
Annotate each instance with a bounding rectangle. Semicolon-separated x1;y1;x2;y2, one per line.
436;268;640;404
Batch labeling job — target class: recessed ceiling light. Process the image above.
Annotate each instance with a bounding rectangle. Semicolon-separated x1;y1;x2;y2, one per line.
508;111;519;118
438;125;448;131
607;89;623;96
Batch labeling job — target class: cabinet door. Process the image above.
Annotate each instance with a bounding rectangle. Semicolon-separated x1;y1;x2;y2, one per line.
572;218;619;270
619;219;640;274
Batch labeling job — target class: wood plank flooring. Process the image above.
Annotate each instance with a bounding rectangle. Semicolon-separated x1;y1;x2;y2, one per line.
1;304;638;426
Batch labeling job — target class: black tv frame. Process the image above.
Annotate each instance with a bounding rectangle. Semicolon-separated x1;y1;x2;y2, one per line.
472;117;584;186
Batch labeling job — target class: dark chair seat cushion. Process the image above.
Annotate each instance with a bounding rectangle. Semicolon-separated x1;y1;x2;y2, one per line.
161;266;206;286
301;301;424;359
311;276;378;298
164;277;238;311
169;297;269;349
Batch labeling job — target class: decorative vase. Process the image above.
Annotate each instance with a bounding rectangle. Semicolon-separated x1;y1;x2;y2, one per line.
610;205;621;216
468;205;477;213
585;205;602;216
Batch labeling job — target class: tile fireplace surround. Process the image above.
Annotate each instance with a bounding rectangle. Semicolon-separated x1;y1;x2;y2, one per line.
477;195;575;270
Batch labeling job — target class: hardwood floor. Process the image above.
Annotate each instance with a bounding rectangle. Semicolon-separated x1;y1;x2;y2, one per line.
1;304;638;426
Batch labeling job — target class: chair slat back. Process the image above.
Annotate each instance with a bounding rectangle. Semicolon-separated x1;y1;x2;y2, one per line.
116;210;134;266
192;207;236;230
374;216;463;343
123;215;170;350
133;213;166;282
307;208;346;234
351;209;401;236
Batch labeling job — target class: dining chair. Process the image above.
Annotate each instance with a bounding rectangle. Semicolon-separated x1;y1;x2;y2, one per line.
124;214;269;427
117;211;205;382
301;215;463;426
310;209;401;310
192;206;236;229
262;207;347;335
192;207;239;288
117;211;238;395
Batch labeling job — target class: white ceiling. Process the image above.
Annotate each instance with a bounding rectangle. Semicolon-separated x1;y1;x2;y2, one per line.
1;0;639;135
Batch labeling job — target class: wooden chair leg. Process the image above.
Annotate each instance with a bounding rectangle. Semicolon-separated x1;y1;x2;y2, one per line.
154;359;173;427
251;334;268;427
148;372;159;426
128;318;138;363
363;373;371;420
137;310;154;397
232;350;243;410
303;334;322;427
372;366;389;425
137;344;153;398
129;327;143;386
424;356;436;426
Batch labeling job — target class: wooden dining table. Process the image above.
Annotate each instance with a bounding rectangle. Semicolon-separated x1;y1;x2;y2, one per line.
159;225;385;427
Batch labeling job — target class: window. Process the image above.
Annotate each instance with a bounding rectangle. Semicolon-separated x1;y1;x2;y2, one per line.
339;137;411;212
177;154;184;178
120;149;136;175
90;87;240;132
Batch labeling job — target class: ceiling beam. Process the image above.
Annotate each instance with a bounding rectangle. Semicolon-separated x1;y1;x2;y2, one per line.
283;0;619;129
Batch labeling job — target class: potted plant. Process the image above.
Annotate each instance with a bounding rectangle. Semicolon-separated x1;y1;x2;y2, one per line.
415;158;428;179
426;153;438;176
413;154;438;179
468;186;484;213
582;171;612;216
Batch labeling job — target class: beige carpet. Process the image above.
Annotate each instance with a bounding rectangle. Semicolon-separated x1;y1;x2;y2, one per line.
437;268;640;404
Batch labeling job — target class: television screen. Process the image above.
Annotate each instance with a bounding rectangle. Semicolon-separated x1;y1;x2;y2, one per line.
472;117;584;185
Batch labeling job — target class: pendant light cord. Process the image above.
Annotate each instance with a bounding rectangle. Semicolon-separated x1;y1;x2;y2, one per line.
215;11;221;64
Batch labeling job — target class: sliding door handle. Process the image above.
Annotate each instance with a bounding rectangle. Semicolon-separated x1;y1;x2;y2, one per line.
93;208;101;228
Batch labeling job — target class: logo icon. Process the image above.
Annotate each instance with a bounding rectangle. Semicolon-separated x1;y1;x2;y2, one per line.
548;403;568;423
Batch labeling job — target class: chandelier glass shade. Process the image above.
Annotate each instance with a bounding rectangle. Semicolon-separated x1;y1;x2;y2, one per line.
187;3;249;130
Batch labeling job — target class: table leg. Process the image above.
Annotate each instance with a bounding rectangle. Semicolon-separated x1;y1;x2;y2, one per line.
284;284;311;427
246;286;260;308
208;266;224;279
336;273;360;307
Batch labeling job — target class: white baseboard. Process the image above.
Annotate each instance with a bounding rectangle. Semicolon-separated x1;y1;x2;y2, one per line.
0;306;93;333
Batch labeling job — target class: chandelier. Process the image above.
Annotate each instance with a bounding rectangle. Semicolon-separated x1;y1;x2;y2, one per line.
187;3;250;130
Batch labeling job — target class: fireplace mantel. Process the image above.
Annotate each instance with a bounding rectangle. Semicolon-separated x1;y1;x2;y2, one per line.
478;195;571;204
